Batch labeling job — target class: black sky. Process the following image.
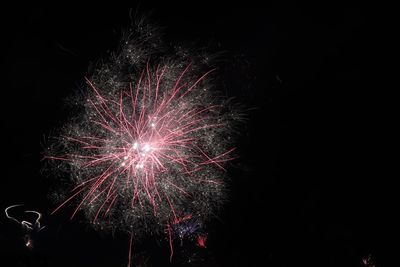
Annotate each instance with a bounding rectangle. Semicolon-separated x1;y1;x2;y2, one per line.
1;4;392;267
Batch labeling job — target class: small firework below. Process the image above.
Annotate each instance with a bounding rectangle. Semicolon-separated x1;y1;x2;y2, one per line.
167;214;207;248
169;214;202;243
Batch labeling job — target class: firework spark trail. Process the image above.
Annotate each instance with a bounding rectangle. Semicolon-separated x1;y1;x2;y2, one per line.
128;232;134;267
5;205;45;248
46;24;240;264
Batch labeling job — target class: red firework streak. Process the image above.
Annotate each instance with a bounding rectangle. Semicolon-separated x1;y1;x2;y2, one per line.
197;234;207;248
48;63;235;265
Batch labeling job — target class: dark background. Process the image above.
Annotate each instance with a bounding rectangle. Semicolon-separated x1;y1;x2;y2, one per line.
1;4;392;267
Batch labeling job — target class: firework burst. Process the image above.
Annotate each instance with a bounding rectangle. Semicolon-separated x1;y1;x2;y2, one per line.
46;23;239;264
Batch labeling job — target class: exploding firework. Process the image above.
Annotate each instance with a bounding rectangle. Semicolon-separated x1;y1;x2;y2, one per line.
46;21;240;263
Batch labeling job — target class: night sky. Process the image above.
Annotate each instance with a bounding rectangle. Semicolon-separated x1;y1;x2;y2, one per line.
1;4;392;267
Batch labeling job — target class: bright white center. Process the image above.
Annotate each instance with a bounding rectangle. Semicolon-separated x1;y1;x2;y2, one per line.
143;143;151;152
